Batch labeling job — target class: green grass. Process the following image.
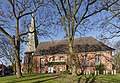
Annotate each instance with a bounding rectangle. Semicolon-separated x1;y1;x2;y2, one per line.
0;73;120;83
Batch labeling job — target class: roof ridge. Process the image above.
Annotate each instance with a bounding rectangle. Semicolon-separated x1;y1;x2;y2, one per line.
39;36;94;43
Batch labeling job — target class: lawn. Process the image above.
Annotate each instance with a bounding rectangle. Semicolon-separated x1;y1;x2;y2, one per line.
0;73;120;83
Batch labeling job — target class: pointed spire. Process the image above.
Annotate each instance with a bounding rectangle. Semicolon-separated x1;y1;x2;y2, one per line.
25;14;38;52
29;14;35;32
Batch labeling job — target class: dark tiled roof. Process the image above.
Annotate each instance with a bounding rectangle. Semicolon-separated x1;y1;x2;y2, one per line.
33;36;114;55
0;64;6;69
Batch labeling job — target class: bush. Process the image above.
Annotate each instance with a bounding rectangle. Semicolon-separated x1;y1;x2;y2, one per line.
95;64;105;74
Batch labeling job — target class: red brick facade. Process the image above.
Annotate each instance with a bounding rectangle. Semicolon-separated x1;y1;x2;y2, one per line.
32;51;113;74
24;36;114;74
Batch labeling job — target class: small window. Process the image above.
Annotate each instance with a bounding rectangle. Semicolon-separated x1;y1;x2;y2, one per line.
49;57;55;62
60;57;65;62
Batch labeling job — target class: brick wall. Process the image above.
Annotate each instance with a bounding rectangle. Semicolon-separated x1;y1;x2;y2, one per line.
32;51;113;73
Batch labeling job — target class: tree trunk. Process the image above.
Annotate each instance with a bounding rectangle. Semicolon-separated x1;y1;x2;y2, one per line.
68;39;77;77
2;64;5;76
12;63;16;75
15;50;22;78
15;19;22;78
16;61;22;78
14;62;16;75
13;43;22;78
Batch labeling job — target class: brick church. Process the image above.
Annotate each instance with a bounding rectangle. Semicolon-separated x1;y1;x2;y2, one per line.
23;16;115;74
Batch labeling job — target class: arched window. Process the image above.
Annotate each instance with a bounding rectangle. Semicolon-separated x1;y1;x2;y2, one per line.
40;58;45;68
95;54;100;65
49;57;55;62
82;55;87;67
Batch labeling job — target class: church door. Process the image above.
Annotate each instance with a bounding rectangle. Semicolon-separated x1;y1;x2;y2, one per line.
48;67;53;73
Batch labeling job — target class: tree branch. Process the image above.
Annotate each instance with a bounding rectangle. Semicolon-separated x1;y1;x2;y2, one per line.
60;0;67;16
82;0;97;19
19;30;35;36
18;5;41;19
9;0;17;18
62;17;68;37
51;0;62;17
66;0;71;14
75;0;119;31
0;26;13;41
110;22;120;29
84;0;119;19
73;0;83;16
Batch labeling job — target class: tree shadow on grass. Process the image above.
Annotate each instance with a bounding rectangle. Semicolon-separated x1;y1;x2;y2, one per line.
32;75;62;83
77;75;83;83
78;74;98;83
6;74;60;83
22;73;40;77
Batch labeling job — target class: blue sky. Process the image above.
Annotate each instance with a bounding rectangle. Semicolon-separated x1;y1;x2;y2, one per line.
0;0;119;43
38;29;120;43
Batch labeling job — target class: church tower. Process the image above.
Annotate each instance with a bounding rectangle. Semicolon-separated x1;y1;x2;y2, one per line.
23;14;38;73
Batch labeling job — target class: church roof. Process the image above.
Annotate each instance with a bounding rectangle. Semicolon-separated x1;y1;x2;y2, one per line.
33;36;115;55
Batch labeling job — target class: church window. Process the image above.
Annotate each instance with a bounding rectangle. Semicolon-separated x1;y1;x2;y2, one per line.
95;54;100;65
82;55;87;67
49;57;55;62
59;57;65;62
40;58;45;68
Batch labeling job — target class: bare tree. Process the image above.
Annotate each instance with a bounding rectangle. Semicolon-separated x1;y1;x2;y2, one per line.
0;0;44;78
50;0;118;76
0;35;16;74
113;40;120;73
97;1;120;39
0;60;5;76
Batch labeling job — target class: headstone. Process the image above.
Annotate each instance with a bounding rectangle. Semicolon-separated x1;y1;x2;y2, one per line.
95;70;97;75
114;70;116;74
88;70;90;75
86;71;88;75
97;70;99;75
111;70;113;74
103;70;105;74
106;70;108;74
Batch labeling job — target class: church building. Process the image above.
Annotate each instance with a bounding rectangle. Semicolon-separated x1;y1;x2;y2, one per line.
23;16;115;74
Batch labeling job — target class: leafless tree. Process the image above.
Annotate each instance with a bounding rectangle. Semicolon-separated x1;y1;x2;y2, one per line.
50;0;119;76
0;35;16;74
0;60;5;76
0;0;44;78
113;40;120;73
97;1;120;39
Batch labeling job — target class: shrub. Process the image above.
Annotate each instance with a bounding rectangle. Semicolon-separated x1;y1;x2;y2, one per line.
95;64;105;74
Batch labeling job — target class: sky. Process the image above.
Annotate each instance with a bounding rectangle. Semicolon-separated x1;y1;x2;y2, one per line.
0;0;119;43
38;29;120;44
